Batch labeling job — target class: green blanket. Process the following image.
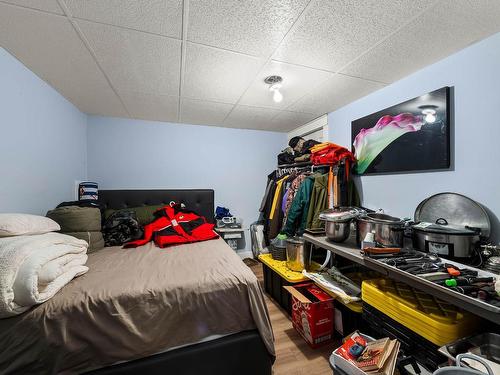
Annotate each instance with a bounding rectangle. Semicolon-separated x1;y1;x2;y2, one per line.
64;231;105;253
47;206;101;232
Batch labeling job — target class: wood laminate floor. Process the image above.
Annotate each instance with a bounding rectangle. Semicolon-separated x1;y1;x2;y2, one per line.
246;259;338;375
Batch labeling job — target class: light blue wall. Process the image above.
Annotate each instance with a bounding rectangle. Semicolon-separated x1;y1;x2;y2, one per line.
328;32;500;241
0;48;87;214
87;116;286;251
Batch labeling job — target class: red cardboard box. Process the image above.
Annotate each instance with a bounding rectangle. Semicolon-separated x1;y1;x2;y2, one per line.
284;283;334;348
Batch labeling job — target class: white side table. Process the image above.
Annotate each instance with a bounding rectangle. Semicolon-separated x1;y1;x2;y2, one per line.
215;227;247;250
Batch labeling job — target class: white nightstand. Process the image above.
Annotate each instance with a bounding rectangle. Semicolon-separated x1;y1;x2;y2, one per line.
215;227;247;250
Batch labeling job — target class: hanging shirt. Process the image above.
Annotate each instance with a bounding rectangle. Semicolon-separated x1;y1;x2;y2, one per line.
269;176;287;220
306;173;329;230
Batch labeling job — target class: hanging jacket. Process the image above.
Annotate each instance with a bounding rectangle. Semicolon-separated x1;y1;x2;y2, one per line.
310;142;356;180
124;204;218;248
306;173;329;230
282;175;315;236
282;173;308;226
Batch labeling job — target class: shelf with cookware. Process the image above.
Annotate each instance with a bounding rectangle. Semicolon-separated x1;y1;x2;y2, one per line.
258;136;500;373
302;232;500;323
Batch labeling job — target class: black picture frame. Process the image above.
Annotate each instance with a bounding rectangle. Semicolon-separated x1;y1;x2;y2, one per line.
351;87;451;175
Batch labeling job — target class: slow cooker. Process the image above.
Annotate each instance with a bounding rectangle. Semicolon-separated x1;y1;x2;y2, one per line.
411;193;491;260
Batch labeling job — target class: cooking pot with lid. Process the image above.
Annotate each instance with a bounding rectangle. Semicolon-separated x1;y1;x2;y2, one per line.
412;193;491;260
356;212;407;248
319;207;365;243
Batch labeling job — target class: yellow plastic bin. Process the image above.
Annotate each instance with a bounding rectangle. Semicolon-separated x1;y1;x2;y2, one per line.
258;254;310;314
362;278;479;346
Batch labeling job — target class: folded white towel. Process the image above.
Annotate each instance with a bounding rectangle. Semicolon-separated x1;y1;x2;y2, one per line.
0;232;89;318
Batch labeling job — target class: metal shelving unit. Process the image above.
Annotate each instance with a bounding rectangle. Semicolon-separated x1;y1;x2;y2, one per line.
303;233;500;323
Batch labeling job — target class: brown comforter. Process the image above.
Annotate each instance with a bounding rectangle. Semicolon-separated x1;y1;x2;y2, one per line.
0;238;274;374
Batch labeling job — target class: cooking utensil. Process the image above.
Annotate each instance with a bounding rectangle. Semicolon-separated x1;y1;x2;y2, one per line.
285;236;310;272
483;257;500;274
412;193;491;259
319;207;365;243
363;247;401;255
433;353;494;375
357;212;407;248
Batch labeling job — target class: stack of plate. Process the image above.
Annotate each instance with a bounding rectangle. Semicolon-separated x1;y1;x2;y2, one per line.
483;256;500;274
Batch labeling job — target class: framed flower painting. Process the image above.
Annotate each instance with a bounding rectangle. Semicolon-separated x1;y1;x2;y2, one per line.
351;87;451;175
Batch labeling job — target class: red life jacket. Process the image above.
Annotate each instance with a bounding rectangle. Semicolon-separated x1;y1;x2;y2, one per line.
124;204;218;248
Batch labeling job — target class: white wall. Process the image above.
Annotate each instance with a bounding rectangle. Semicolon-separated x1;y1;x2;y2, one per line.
328;32;500;242
0;48;87;214
87;116;286;252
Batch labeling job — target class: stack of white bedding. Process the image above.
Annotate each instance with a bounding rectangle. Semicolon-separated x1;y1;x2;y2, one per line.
0;214;89;318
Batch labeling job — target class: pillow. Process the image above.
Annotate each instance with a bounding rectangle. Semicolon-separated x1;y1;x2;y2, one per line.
104;204;164;226
0;213;61;237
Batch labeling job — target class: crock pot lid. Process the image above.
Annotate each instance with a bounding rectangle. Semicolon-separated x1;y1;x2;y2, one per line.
319;207;365;222
414;193;490;238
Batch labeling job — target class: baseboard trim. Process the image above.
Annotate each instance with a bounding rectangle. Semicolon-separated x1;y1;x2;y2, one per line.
236;250;254;260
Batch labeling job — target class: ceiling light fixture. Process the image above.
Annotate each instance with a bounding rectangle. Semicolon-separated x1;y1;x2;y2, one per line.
418;105;438;123
264;75;283;103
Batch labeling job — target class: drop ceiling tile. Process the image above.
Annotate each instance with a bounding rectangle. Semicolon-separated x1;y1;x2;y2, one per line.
271;111;318;132
77;19;181;96
0;4;127;116
239;60;333;109
121;91;178;122
273;0;434;72
183;43;263;104
223;105;281;131
289;74;385;115
341;0;500;83
180;98;233;126
64;0;182;38
0;0;63;14
188;0;308;57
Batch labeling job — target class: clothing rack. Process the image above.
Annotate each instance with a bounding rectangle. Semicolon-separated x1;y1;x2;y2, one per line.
276;161;344;206
276;164;324;178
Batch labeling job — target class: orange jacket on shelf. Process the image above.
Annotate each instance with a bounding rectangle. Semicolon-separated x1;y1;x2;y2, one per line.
310;142;356;179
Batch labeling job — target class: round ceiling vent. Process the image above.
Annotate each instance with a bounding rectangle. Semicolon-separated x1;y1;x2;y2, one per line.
264;75;283;85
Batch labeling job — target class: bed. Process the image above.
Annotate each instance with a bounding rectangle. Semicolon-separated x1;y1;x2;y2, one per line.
0;189;274;374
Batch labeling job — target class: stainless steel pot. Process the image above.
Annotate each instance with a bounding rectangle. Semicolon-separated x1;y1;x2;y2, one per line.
325;221;351;242
286;237;310;272
433;354;494;375
319;207;365;243
356;212;406;248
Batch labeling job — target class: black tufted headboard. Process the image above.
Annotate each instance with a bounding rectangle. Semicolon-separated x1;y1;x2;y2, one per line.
98;189;215;223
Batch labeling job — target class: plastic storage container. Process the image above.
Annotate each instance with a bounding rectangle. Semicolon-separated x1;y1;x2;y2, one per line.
362;278;479;346
363;303;446;371
270;235;287;261
334;300;364;337
259;254;310;314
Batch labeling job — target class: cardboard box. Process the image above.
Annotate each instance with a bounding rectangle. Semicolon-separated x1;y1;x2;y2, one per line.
284;283;334;348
